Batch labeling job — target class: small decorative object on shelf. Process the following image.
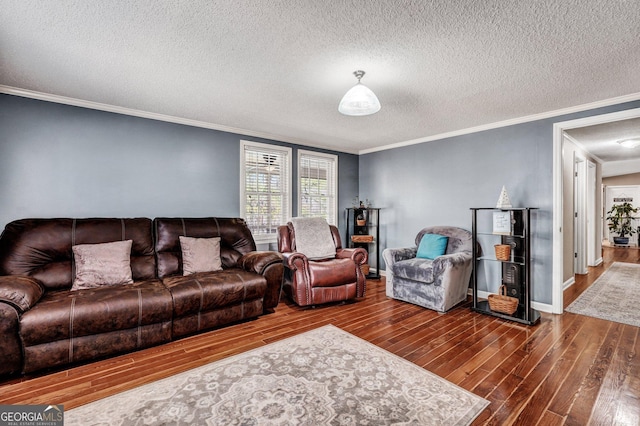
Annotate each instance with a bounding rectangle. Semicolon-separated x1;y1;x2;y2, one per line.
496;186;513;209
470;207;540;325
488;285;519;315
356;211;366;226
494;244;511;261
492;210;512;235
352;235;374;243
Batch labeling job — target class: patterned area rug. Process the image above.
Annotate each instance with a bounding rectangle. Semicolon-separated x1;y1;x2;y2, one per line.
566;262;640;327
67;325;488;425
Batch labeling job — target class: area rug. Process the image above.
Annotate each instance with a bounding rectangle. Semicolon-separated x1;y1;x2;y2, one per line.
66;325;488;425
566;262;640;327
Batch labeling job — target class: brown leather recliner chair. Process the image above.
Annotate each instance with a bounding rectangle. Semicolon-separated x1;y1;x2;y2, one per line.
277;222;368;307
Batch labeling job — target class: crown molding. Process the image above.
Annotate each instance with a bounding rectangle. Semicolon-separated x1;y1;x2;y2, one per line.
359;92;640;155
0;85;360;155
3;85;639;158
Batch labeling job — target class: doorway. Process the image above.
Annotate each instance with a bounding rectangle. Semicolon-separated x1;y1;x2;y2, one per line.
552;107;640;314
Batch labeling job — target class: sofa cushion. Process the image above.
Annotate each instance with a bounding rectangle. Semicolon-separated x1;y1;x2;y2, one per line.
0;218;156;291
161;268;267;318
20;279;172;347
72;240;134;290
391;258;435;284
0;276;44;312
416;234;448;260
154;218;257;278
179;236;222;275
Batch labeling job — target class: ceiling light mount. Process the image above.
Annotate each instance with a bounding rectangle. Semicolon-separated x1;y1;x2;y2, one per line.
338;70;381;116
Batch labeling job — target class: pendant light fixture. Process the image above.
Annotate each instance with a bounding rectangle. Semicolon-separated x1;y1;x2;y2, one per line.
338;70;381;116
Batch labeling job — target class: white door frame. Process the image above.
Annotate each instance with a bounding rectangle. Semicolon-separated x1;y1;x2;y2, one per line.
573;153;587;275
587;161;598;266
552;107;640;314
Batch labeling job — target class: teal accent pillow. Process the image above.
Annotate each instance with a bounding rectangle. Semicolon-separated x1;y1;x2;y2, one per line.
416;234;449;260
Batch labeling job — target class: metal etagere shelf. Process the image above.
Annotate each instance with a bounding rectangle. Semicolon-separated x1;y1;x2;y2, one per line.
345;208;381;279
471;207;540;325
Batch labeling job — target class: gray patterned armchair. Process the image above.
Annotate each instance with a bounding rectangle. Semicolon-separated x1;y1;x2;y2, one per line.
382;226;473;312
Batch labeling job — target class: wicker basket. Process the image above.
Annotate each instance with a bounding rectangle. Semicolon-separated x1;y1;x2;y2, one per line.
356;219;367;226
488;285;519;315
361;264;370;275
494;244;511;261
352;235;374;243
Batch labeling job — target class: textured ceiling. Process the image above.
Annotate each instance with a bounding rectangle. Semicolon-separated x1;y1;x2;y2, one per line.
1;0;640;155
566;118;640;163
565;117;640;178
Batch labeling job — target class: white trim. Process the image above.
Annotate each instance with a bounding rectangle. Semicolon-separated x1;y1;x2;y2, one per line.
563;276;576;291
3;85;639;157
0;85;360;155
552;107;640;315
476;290;553;314
360;93;640;155
594;257;603;266
297;149;339;225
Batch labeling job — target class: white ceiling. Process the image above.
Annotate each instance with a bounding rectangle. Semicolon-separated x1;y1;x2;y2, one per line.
565;117;640;177
1;0;640;156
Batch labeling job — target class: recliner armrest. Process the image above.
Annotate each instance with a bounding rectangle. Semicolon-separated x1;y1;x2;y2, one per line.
336;247;368;266
281;251;309;271
0;275;44;313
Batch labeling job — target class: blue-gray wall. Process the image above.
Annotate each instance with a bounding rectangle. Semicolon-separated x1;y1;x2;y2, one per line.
0;94;358;234
360;100;640;305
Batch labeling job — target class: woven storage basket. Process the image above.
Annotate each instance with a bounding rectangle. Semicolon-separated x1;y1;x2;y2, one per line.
494;244;511;261
361;264;370;275
488;285;519;315
352;235;374;243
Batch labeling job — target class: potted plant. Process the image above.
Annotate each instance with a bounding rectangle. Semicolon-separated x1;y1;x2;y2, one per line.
606;202;639;245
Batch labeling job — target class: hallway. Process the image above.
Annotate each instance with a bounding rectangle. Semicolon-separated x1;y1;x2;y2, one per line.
564;245;640;309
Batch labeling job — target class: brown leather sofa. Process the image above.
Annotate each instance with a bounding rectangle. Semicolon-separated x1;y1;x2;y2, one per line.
0;217;283;377
277;222;368;307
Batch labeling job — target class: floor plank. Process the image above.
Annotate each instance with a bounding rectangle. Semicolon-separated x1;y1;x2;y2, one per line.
0;246;638;425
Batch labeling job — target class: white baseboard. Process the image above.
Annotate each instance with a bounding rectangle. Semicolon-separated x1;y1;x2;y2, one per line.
563;276;576;291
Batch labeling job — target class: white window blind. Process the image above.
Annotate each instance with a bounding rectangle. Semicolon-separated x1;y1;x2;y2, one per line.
240;141;292;242
298;150;338;225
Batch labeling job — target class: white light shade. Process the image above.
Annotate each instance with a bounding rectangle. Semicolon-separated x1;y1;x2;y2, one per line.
618;139;640;148
339;82;381;116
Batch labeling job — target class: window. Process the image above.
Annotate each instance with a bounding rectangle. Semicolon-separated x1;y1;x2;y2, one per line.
240;141;292;242
298;150;338;225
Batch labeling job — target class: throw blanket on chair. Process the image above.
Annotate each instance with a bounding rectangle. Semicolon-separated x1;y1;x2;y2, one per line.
290;217;336;260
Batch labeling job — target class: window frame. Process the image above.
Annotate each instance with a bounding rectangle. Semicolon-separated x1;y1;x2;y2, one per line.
240;140;292;243
297;149;339;225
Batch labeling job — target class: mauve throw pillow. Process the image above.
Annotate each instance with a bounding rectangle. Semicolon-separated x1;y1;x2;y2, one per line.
71;240;134;290
179;236;223;275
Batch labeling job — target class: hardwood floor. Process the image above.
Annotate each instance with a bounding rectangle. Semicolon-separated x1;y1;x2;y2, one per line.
1;247;638;425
